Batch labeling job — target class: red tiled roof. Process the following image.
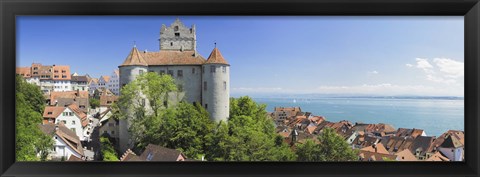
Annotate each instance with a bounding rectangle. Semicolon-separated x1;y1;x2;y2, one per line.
50;91;89;103
205;47;229;65
16;67;31;78
395;149;418;161
361;144;389;155
120;46;148;66
101;76;111;83
143;50;206;65
43;106;66;119
52;65;71;81
67;103;88;127
426;151;450;161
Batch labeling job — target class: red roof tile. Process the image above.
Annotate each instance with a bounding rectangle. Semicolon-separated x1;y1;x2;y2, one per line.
205;47;229;65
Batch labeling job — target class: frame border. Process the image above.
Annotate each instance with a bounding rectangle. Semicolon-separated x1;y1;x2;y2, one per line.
1;0;479;177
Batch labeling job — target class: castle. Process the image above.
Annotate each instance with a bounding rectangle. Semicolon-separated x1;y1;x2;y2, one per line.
118;19;230;152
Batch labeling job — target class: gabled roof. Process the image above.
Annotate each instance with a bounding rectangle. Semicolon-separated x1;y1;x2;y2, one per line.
120;46;148;66
67;103;88;127
425;151;450;161
100;76;110;83
39;123;84;156
137;144;186;161
395;149;418;161
205;47;229;65
358;150;397;161
89;78;99;85
43;106;67;119
71;76;88;82
50;91;89;101
410;136;436;157
120;149;138;161
361;143;389;154
113;69;119;76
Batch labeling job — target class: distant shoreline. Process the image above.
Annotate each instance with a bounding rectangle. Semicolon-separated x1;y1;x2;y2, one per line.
238;95;465;101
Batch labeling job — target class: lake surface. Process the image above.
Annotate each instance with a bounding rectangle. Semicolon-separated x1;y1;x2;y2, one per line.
253;97;464;137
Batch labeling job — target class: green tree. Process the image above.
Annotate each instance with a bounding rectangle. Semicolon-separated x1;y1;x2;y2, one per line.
114;72;214;160
100;136;119;161
90;98;100;109
205;96;296;161
16;75;53;161
296;127;358;161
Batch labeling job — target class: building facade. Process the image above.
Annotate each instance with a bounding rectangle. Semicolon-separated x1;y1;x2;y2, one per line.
118;19;230;152
107;69;120;95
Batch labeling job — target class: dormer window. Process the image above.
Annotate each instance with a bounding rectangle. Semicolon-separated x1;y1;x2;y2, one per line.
48;112;53;115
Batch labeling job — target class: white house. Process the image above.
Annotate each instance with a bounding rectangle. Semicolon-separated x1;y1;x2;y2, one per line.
88;78;99;96
98;75;110;90
52;80;72;92
39;123;84;161
71;75;89;92
43;103;89;141
437;130;464;161
107;69;120;95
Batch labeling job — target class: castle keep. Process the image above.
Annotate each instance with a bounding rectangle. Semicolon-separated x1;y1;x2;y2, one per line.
118;19;230;152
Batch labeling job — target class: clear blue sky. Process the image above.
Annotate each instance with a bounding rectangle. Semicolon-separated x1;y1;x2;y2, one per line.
17;16;464;97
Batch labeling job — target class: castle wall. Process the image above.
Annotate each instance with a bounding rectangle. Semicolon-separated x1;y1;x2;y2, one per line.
159;20;196;51
202;64;230;122
147;65;202;104
118;65;147;152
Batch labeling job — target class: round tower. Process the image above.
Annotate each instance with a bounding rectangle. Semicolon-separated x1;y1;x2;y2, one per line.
202;47;230;122
118;45;148;152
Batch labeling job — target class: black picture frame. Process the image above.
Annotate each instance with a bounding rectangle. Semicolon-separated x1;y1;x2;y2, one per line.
1;0;479;176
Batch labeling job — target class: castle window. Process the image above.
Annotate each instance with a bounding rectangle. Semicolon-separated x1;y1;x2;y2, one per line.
204;81;207;91
174;26;179;31
223;81;227;90
192;68;195;74
178;84;183;92
205;104;208;109
170;42;173;46
168;70;174;76
210;66;216;73
202;66;205;73
177;70;183;77
222;66;226;73
175;33;180;37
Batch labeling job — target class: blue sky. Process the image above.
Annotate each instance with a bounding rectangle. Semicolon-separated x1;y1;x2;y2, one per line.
17;16;464;97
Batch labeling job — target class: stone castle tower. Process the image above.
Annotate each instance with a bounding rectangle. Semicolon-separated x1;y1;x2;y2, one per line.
118;19;229;152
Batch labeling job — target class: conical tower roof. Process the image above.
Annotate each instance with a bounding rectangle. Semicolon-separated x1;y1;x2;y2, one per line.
120;46;148;67
205;47;229;65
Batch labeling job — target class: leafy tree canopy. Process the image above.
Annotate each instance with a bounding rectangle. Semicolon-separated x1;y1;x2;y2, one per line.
16;75;53;161
296;127;358;161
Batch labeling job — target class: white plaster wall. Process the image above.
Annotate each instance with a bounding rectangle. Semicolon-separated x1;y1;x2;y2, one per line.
54;108;85;141
108;70;120;95
53;80;72;92
52;134;82;159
